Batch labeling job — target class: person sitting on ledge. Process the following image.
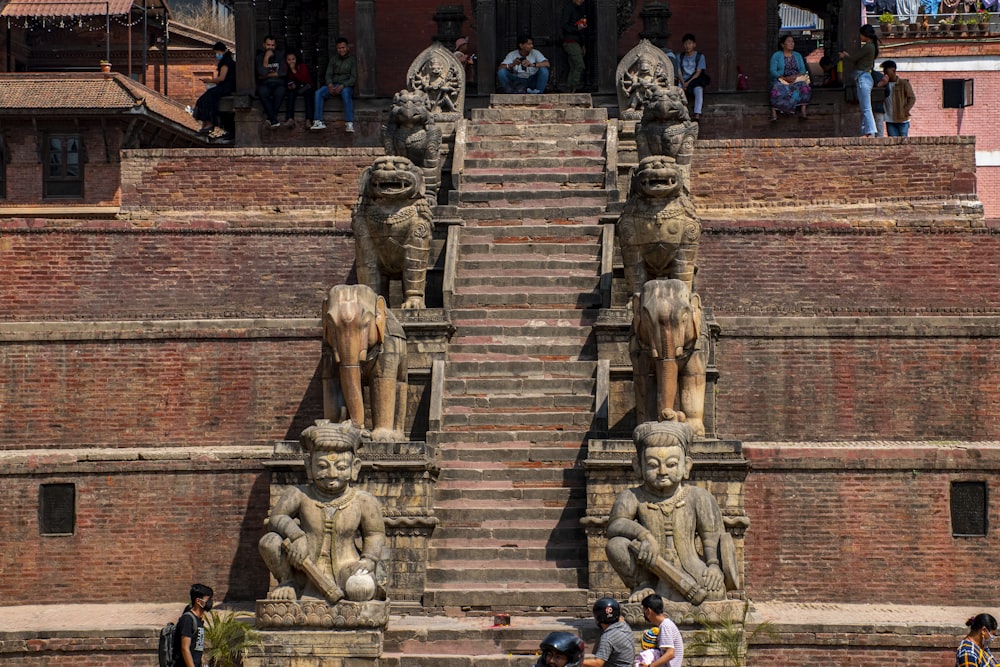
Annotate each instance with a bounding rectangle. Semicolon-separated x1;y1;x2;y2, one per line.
497;34;550;94
259;420;386;604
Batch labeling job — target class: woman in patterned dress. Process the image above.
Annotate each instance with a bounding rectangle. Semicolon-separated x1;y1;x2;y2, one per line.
956;613;999;667
769;35;812;120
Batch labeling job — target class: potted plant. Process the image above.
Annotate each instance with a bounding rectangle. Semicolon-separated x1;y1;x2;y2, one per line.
979;8;991;33
203;610;262;667
879;11;895;34
99;59;111;73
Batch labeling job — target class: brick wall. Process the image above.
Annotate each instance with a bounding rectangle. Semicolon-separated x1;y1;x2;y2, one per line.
0;452;271;604
743;444;1000;605
119;148;381;216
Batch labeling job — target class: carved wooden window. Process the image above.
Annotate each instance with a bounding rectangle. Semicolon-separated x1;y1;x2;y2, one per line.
951;481;988;537
44;133;84;199
39;483;76;535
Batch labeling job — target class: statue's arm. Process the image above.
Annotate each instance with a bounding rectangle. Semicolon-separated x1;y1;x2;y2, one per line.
358;495;387;563
606;490;651;541
266;488;307;541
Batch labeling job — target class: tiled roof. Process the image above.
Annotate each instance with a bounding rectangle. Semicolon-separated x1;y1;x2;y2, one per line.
0;0;166;17
0;73;200;131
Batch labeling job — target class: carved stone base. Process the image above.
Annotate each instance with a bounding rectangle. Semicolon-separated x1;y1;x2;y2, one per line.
256;599;390;629
244;629;383;667
622;599;747;626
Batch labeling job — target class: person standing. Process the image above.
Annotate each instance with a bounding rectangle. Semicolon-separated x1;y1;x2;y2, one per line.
175;583;213;667
956;613;998;667
876;60;916;137
582;598;634;667
311;37;356;133
839;24;880;137
255;35;285;129
640;594;684;667
561;0;588;93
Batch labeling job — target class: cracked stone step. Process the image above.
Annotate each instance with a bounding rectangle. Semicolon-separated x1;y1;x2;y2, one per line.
459;207;606;222
433;479;586;497
428;542;585;561
420;586;589;609
427;430;591;446
444;393;594;412
452;188;609;204
445;359;595;376
425;564;582;586
463;156;604;170
457;258;600;274
445;376;595;395
441;410;595;430
471;107;608;122
469;122;606;138
461;168;605;185
449;308;600;324
455;275;599;291
429;522;584;543
450;291;601;308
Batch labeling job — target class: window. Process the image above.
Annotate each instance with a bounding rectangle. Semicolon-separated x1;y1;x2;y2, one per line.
951;481;988;537
44;134;83;198
39;483;76;535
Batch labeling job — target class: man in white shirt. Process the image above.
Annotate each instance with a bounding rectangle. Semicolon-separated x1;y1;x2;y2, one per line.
497;34;550;94
640;594;684;667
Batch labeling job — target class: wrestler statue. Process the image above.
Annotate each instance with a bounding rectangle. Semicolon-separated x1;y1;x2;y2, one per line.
605;421;739;605
259;420;387;605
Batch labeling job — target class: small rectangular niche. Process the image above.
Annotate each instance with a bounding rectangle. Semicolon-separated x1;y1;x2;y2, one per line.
951;481;988;537
39;483;76;536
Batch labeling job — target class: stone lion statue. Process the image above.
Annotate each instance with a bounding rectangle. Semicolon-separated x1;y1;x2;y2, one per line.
617;155;701;298
352;155;434;309
635;84;700;192
381;89;443;206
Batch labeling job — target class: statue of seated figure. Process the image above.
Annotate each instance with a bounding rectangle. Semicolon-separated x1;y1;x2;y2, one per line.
259;420;387;604
606;421;738;605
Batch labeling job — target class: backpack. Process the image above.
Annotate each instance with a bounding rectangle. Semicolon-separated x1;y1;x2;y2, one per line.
158;610;195;667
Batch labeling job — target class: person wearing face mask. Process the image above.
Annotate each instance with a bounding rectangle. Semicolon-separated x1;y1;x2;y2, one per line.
174;583;214;667
193;42;236;139
957;613;999;667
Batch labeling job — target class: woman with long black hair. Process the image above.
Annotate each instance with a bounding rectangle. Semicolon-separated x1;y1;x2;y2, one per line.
839;24;880;137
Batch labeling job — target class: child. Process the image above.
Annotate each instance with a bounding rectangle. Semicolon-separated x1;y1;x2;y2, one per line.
634;626;662;667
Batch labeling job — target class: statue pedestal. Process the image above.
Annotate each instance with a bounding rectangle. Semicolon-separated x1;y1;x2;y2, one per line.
245;629;383;667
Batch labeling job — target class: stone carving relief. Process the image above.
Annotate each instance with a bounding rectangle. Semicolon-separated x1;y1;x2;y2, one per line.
258;420;389;628
407;42;465;121
605;421;740;604
381;89;443;206
631;279;708;436
617;155;701;298
322;284;409;443
352;155;434;310
634;84;699;188
617;40;675;120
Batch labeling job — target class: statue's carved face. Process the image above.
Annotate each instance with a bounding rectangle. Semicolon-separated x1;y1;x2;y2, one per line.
309;450;357;496
367;156;423;200
390;90;432;127
640;444;686;495
634;157;682;199
643;85;688;122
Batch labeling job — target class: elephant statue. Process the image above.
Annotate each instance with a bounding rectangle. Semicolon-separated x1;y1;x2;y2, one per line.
322;284;408;443
630;279;707;437
617;155;701;298
352;155;434;310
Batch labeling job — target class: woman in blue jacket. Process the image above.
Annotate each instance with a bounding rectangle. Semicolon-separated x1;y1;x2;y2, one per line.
769;34;811;120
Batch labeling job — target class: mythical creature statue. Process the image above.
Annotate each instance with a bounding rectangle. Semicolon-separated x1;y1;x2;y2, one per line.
635;85;700;193
407;43;464;121
259;420;388;605
381;89;443;206
617;155;701;298
352;155;434;310
631;279;708;436
605;421;739;605
322;284;408;443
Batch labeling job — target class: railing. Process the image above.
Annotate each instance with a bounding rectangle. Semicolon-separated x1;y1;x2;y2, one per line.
868;12;995;37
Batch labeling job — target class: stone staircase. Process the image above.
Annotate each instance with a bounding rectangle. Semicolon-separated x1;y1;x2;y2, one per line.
423;96;612;611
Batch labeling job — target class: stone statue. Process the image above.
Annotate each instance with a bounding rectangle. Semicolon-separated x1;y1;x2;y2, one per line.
259;419;387;605
381;89;443;206
616;39;676;121
617;155;701;298
322;284;408;443
635;85;699;193
352;155;434;310
407;43;464;121
631;279;707;436
605;421;739;605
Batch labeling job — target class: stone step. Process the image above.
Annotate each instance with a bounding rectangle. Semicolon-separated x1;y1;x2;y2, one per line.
446;347;596;363
428;429;591;446
468;122;607;138
445;376;595;396
471;107;608;123
445;359;595;378
460;168;604;185
450;324;594;340
434;442;586;464
437;462;586;481
428;543;584;562
451;189;608;205
433;478;586;497
459;206;605;222
448;308;600;325
444;392;594;412
457;256;600;273
420;585;590;610
425;564;582;586
450;289;601;308
441;409;595;430
463;156;604;170
456;269;597;284
429;519;584;543
464;149;604;162
465;138;605;153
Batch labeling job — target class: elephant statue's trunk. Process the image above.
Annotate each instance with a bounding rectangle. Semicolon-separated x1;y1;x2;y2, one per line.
657;323;681;422
339;364;366;430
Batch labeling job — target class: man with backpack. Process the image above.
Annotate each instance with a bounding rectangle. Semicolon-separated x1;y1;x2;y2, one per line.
163;583;213;667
